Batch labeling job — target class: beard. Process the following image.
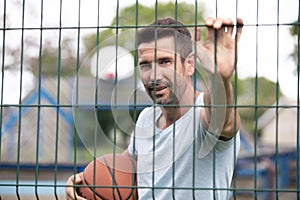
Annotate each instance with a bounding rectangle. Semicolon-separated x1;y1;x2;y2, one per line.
151;89;175;105
145;80;186;105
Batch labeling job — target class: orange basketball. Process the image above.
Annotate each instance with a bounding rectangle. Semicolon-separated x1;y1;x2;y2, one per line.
77;154;138;200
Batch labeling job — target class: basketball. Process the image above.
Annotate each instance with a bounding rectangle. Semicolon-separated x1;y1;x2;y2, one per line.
76;154;138;200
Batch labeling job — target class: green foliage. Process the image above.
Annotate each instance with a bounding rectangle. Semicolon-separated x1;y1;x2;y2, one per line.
112;2;204;27
231;76;244;96
236;77;281;133
29;38;89;77
289;21;299;36
289;20;299;72
83;29;117;56
83;2;205;56
30;48;75;76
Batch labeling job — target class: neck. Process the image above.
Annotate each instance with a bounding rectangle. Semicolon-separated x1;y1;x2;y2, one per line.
157;86;200;130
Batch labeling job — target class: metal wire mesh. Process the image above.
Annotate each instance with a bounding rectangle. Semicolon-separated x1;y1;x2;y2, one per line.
0;0;299;199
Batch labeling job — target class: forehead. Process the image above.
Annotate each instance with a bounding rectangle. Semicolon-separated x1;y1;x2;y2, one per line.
137;37;176;58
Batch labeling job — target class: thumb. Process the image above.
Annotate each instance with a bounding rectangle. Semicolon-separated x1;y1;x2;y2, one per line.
192;28;201;42
195;44;215;75
73;173;83;184
65;173;86;200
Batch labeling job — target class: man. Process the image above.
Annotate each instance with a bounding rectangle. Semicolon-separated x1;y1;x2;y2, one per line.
66;16;243;199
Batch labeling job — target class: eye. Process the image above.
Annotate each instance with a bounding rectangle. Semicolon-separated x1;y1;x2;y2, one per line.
139;62;152;70
158;59;172;67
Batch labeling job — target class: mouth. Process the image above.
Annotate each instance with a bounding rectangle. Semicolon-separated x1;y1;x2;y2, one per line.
146;83;169;96
154;86;168;95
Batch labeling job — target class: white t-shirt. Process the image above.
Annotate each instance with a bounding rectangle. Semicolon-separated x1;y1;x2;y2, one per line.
128;93;240;200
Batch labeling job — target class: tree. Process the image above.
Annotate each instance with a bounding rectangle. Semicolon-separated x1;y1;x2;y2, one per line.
29;37;80;77
235;77;281;134
83;2;205;56
0;1;83;77
289;20;299;74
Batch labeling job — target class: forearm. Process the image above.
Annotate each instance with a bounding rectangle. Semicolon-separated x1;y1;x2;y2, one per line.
201;74;240;139
194;17;243;139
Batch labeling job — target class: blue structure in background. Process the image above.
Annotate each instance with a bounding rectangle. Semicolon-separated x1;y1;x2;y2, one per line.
236;128;298;200
1;80;74;163
0;77;298;199
2;87;73;133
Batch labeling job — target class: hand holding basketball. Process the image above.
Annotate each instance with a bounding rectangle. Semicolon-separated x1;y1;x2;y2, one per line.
76;154;138;200
66;173;86;200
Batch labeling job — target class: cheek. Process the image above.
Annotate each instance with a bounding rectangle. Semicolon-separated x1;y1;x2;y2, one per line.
173;71;190;88
139;70;150;83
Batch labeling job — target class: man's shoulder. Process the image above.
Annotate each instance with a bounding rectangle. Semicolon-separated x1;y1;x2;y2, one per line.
137;106;157;124
196;92;204;105
138;106;153;120
139;106;161;118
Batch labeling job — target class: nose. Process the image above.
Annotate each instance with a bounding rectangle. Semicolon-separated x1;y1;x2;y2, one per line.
150;63;163;83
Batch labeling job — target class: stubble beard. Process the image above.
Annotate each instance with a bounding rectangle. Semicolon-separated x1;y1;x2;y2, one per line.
148;85;184;106
145;77;189;106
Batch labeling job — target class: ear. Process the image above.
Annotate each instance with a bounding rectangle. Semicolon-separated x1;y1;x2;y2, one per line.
184;52;195;76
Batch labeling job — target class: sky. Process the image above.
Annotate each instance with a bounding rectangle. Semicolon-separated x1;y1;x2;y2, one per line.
0;0;299;102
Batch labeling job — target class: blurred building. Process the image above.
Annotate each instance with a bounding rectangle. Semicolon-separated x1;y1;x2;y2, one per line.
1;76;151;163
257;96;299;148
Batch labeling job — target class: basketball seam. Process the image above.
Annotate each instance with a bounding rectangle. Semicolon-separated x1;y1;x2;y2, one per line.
129;157;137;200
102;156;123;200
83;169;108;200
82;155;137;200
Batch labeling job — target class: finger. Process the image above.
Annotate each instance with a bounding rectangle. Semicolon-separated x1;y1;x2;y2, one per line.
73;173;83;184
206;17;232;42
66;190;87;200
236;17;244;42
192;28;201;42
65;174;86;200
205;17;215;42
215;18;226;41
211;18;227;40
206;17;215;27
223;18;234;36
65;185;77;200
212;18;224;29
65;176;76;200
67;173;83;184
66;186;86;200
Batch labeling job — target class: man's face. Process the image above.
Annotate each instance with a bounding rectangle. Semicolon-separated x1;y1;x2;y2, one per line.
138;37;192;105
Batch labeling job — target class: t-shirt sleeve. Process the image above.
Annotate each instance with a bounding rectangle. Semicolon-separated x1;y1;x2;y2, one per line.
198;122;240;158
196;92;240;158
127;133;137;156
